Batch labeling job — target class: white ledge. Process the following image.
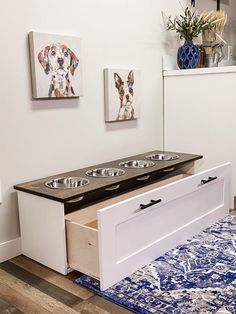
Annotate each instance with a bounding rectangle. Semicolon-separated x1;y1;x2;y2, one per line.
163;65;236;77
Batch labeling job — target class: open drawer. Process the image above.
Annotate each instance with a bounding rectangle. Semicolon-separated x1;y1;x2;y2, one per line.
66;163;230;290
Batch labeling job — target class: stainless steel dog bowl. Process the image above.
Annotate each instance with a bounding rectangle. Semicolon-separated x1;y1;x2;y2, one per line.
45;177;90;189
119;160;155;168
145;153;179;161
86;168;125;178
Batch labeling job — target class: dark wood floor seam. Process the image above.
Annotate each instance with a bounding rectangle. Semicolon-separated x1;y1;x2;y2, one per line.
0;261;83;308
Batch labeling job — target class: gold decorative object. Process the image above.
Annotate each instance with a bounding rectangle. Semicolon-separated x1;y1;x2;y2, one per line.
201;10;227;67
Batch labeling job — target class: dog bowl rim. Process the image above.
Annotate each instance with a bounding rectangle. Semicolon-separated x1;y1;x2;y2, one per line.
45;176;90;189
85;167;126;178
145;153;179;161
118;159;155;168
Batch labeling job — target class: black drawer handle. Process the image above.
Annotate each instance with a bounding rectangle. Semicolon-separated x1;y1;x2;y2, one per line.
134;199;162;213
140;199;162;210
201;176;218;185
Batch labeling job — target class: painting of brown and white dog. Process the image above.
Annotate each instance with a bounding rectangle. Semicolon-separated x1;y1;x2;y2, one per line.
114;70;135;120
29;32;82;99
38;43;79;98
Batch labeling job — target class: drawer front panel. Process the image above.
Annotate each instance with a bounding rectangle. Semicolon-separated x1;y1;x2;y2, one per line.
116;179;224;262
98;163;230;290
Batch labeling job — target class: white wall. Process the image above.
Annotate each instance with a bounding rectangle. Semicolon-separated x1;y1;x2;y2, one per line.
164;69;236;208
0;0;188;259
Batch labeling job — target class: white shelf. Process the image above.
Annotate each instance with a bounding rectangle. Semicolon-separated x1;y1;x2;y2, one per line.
163;65;236;77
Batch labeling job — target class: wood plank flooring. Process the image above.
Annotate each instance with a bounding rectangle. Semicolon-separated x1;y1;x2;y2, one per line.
0;255;132;314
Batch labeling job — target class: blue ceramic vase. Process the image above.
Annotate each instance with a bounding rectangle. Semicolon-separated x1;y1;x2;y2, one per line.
177;40;199;69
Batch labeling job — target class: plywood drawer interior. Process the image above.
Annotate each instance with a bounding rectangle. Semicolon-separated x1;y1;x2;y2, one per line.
65;173;189;278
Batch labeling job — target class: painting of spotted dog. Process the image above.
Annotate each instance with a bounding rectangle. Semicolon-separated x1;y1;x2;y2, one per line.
29;32;82;99
104;68;140;122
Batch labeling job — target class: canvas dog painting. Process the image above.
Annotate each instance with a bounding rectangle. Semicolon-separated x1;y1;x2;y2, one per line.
104;68;140;122
114;71;134;120
29;32;82;99
38;43;79;97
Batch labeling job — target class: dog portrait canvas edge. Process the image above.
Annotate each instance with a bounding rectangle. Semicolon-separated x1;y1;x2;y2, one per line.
29;32;38;99
104;68;111;122
28;31;82;99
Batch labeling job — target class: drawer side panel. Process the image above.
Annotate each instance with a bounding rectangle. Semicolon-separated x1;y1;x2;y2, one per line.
66;221;99;278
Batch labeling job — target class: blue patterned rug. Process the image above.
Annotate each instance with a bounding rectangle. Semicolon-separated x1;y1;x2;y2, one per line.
75;215;236;314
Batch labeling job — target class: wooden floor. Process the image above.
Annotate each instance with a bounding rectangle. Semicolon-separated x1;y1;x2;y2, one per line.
0;255;132;314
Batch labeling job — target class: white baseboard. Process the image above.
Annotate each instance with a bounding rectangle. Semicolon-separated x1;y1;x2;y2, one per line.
0;237;21;263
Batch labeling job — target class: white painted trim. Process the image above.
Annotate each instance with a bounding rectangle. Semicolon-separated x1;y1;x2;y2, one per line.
163;65;236;77
0;237;21;263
